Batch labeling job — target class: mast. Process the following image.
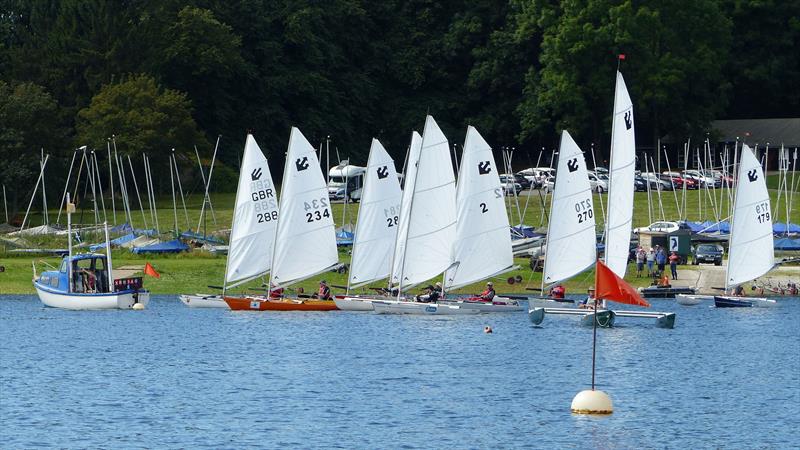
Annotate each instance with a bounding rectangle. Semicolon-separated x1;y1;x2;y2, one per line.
56;150;77;225
127;155;148;229
396;133;424;299
67;193;74;294
107;139;117;225
40;149;48;226
104;221;113;293
171;150;190;230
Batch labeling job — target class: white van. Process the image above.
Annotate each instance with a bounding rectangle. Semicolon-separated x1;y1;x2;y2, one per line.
328;162;366;201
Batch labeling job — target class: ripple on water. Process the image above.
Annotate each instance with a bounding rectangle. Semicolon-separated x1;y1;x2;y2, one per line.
0;295;798;448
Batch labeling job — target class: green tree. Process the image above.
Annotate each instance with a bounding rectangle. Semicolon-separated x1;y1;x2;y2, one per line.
516;0;732;153
76;74;206;191
0;81;65;216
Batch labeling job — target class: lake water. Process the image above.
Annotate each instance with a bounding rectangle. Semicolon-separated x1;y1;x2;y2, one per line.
1;295;798;448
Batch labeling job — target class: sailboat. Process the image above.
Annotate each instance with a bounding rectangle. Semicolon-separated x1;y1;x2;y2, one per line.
334;139;403;311
180;134;278;308
225;127;340;311
714;144;777;308
527;130;597;312
439;125;522;312
33;194;150;310
371;116;476;314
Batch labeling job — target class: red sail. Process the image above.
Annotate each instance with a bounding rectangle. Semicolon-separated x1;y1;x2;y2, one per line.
594;260;649;307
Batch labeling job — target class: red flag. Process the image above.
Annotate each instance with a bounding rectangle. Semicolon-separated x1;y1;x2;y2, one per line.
594;260;649;307
618;54;626;60
144;262;160;279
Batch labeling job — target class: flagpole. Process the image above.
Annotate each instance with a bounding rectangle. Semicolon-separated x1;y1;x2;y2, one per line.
591;294;598;390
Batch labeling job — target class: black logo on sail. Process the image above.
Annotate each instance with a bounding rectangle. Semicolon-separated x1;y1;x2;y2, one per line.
624;111;632;130
567;158;579;173
251;168;262;181
478;161;491;175
295;157;309;171
377;166;389;179
747;169;758;182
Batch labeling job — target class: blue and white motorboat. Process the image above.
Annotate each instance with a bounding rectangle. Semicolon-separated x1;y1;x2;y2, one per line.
32;194;149;310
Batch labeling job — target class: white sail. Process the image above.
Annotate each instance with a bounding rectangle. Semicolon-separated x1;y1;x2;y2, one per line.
726;144;775;288
270;127;338;286
390;131;423;285
445;126;513;290
543;130;596;285
396;116;457;288
348;139;402;288
225;134;279;287
603;71;636;277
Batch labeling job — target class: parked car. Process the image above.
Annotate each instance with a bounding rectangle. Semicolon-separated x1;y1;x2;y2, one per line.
692;243;724;265
588;172;609;193
682;170;721;188
633;221;690;234
706;169;735;187
517;167;554;187
633;175;648;192
640;172;674;191
594;166;609;175
502;173;532;190
542;175;555;193
662;171;698;189
499;175;523;195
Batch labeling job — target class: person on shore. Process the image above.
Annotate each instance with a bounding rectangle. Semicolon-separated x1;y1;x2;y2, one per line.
668;251;680;280
314;280;331;300
550;284;566;299
646;248;656;277
479;282;496;302
635;246;646;277
655;246;667;276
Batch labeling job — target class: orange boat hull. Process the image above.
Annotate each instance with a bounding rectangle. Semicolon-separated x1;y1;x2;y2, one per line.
224;296;339;311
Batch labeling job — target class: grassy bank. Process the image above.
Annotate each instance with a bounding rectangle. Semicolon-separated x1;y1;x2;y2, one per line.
2;187;797;295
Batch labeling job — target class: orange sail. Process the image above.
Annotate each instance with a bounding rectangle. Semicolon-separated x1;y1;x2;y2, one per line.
595;260;650;307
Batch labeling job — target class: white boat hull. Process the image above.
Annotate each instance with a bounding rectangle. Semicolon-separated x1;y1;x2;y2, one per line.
372;300;479;315
334;296;377;311
35;286;150;310
440;296;524;312
179;294;228;308
675;294;710;306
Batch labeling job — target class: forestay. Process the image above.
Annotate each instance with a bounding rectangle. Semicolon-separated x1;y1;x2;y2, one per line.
445;126;513;290
349;139;402;288
396;116;457;288
726;144;775;288
390;131;423;285
225;134;279;287
604;71;636;278
270;127;338;286
543;130;596;285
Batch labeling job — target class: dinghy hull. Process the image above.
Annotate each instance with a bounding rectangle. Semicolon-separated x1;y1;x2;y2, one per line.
179;294;228;308
334;296;377;311
224;296;339;311
440;297;524;312
35;284;150;310
714;296;777;308
371;300;479;315
676;294;708;306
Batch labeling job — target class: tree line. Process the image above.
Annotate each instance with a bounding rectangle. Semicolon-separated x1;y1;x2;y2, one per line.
1;0;797;212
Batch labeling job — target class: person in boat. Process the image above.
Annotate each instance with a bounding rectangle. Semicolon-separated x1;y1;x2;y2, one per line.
269;283;284;299
788;283;798;296
579;288;597;309
478;282;496;302
668;251;680;280
646;247;656;277
313;280;331;300
635;246;646;277
550;284;565;299
416;283;442;303
730;285;745;296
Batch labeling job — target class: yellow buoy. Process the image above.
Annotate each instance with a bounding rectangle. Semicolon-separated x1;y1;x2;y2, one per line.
131;303;145;310
571;389;613;414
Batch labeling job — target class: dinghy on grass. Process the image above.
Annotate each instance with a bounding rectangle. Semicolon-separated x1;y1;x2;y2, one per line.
714;145;777;308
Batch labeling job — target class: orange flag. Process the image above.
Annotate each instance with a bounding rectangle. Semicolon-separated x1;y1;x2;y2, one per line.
595;260;650;307
144;262;161;279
